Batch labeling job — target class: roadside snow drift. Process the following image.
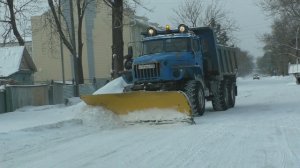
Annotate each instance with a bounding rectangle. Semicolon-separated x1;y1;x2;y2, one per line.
0;77;189;133
0;77;128;133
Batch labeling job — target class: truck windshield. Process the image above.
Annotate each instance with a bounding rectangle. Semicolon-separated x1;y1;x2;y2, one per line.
142;38;190;55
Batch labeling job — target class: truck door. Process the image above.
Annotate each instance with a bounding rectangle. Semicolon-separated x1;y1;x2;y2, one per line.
192;38;203;75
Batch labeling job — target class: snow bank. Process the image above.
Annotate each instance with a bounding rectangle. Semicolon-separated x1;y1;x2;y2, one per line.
0;102;124;133
76;104;124;129
0;77;128;133
93;77;129;94
0;77;191;133
0;104;80;133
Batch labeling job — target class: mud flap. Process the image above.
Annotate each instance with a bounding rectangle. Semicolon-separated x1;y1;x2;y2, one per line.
80;91;192;122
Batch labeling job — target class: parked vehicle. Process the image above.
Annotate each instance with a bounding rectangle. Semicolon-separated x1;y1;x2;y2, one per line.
253;74;260;80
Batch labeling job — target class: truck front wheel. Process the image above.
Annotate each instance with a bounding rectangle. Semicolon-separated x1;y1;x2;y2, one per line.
183;80;205;116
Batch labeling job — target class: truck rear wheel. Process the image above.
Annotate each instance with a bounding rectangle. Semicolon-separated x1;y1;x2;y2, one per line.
183;80;205;116
212;80;229;111
227;81;236;108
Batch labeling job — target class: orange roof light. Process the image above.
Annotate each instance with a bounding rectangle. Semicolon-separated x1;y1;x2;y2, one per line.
166;25;171;31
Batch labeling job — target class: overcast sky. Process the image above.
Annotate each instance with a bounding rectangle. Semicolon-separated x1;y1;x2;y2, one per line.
136;0;272;58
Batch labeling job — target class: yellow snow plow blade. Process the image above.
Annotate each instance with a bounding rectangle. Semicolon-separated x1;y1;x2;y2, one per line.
80;91;192;117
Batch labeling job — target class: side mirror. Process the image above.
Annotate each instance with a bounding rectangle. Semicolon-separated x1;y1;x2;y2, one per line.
124;59;133;70
124;46;133;70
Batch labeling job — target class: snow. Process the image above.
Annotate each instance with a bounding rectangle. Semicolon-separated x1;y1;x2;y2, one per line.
93;77;129;94
0;46;24;77
1;76;300;168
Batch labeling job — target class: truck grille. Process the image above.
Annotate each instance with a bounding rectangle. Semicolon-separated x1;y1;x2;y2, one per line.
134;63;160;79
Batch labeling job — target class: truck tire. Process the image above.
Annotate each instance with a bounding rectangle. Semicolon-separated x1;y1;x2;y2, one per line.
227;81;236;108
297;78;300;85
183;80;205;116
212;80;229;111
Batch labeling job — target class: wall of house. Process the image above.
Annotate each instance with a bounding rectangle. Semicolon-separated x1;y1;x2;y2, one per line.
31;2;150;83
31;14;72;82
11;72;34;85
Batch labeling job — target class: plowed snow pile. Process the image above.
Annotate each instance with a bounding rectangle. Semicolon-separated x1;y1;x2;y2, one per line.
0;77;127;133
0;77;188;133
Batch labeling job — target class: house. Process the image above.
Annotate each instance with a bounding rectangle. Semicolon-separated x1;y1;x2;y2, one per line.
0;46;37;85
31;1;159;83
0;41;33;57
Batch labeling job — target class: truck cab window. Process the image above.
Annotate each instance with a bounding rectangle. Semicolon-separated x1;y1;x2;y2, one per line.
142;38;190;55
165;38;190;52
143;40;164;55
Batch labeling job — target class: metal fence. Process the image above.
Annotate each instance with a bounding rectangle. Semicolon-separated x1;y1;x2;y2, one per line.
5;85;49;112
48;83;97;105
0;90;5;113
0;81;107;113
49;84;64;105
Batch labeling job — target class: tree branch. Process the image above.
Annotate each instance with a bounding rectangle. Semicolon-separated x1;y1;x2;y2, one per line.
47;0;74;53
7;0;25;45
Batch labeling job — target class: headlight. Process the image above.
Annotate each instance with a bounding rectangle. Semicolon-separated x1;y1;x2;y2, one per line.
178;24;188;33
147;27;157;36
173;68;183;78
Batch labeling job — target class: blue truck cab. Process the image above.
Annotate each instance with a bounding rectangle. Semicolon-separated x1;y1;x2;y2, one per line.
134;33;202;82
125;24;238;116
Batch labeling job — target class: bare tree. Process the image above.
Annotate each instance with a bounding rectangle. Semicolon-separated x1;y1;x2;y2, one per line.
258;0;300;75
260;0;300;20
172;0;203;27
236;48;254;77
258;15;299;76
103;0;124;79
0;0;41;46
47;0;101;91
172;0;238;46
103;0;149;79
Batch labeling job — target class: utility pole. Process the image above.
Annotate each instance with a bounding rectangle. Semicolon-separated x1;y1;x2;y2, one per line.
296;27;299;59
69;0;79;96
111;0;124;79
59;0;65;84
295;27;300;65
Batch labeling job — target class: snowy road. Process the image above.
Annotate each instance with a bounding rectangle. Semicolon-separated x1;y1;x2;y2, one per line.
1;76;300;168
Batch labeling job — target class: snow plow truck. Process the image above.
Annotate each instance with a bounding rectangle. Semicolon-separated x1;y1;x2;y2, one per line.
81;24;238;123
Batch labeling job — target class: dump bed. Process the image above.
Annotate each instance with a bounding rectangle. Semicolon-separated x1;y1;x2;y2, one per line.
216;45;238;75
191;27;238;77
